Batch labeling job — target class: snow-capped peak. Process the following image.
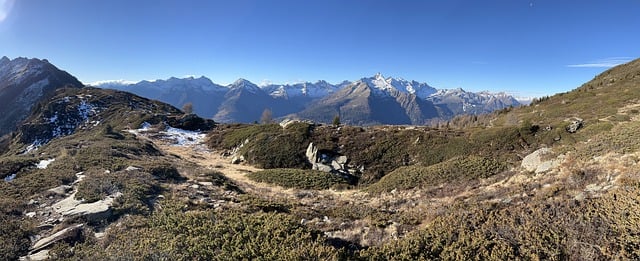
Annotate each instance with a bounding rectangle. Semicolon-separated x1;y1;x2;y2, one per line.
360;73;437;98
230;78;262;93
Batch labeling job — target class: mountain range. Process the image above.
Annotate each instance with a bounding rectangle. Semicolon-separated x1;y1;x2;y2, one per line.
0;56;523;135
95;73;524;125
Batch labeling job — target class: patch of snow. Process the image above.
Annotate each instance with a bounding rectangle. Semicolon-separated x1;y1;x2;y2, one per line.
25;139;46;153
141;122;151;130
126;122;204;146
36;158;55;169
162;127;206;146
77;100;96;122
4;173;16;182
47;113;58;123
126;122;152;135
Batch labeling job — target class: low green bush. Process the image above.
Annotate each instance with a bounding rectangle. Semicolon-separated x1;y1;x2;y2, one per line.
367;156;508;193
69;201;345;260
247;168;350;190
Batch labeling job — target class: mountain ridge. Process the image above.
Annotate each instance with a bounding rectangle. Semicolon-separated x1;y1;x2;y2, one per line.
95;73;522;125
0;56;83;136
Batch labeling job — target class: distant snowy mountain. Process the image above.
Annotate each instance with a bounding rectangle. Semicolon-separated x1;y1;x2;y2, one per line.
361;73;437;98
94;76;227;118
427;88;521;115
262;80;342;99
94;74;522;125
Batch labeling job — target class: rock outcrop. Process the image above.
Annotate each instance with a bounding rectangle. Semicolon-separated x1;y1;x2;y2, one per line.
565;117;584;133
305;142;352;176
29;224;84;254
521;148;564;174
52;192;121;222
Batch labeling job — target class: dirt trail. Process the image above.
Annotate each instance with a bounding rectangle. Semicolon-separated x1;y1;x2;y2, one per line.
156;142;363;201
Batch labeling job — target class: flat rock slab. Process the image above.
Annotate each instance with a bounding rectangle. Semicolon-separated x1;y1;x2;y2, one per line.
52;192;121;222
30;224;84;253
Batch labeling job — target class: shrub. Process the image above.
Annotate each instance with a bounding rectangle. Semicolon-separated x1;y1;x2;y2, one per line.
70;201;345;260
247;168;351;190
146;163;185;182
367;156;508;193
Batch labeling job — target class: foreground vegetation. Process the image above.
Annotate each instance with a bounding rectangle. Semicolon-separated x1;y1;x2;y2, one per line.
247;168;352;190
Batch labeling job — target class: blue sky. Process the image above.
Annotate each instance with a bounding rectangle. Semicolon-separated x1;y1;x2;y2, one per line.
0;0;638;97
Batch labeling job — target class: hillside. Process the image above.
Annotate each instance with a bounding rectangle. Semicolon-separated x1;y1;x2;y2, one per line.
0;57;83;136
2;58;640;260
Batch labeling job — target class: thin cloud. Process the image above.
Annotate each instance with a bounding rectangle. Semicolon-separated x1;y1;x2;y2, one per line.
567;57;633;68
0;0;16;22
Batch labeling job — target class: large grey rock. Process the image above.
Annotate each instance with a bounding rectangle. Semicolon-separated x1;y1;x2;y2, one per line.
521;148;563;173
306;142;318;164
331;160;343;170
52;192;121;222
566;118;583;133
313;163;334;173
336;155;348;164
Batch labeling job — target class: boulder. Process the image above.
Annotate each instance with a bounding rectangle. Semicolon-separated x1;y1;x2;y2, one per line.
336;155;348;164
331;160;343;170
231;155;245;164
306;142;318;164
521;148;563;173
313;163;334;173
565;118;583;133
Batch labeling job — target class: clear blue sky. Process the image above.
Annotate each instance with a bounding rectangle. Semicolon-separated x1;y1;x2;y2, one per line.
0;0;638;97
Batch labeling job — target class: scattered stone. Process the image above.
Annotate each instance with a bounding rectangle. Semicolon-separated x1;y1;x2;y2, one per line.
30;224;84;253
197;181;214;186
125;166;142;171
52;192;121;222
586;184;603;193
25;212;36;218
28;199;39;205
231;155;245;164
